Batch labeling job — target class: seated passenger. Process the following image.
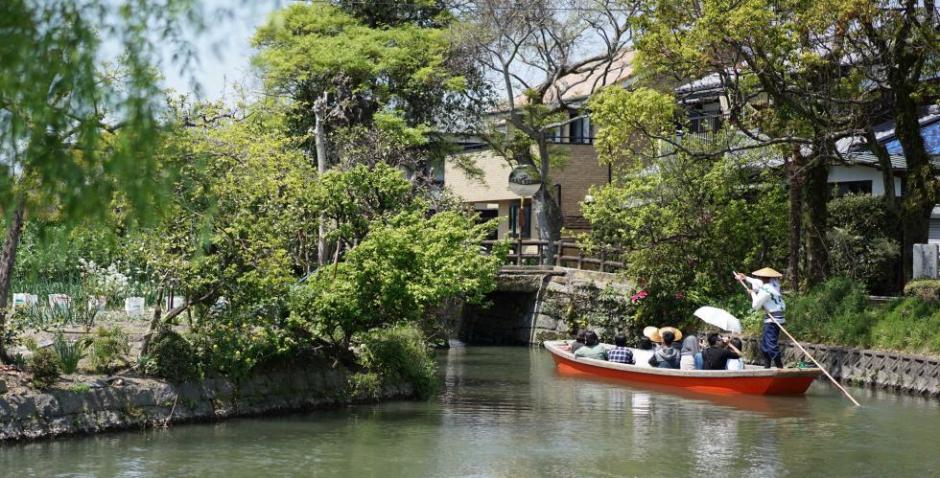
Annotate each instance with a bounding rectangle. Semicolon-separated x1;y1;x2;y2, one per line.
702;333;740;370
648;331;680;369
607;334;635;364
574;331;608;360
679;335;700;370
568;330;586;354
725;337;745;370
633;337;655;366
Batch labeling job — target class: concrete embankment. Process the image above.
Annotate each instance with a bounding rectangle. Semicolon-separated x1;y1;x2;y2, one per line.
0;363;413;442
740;337;940;399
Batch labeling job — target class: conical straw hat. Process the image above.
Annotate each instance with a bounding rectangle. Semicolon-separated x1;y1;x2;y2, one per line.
658;326;683;342
645;326;683;343
751;267;783;278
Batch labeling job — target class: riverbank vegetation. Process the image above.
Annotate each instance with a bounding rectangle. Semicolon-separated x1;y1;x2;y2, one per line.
782;278;940;355
0;0;504;400
578;0;937;350
2;0;938;403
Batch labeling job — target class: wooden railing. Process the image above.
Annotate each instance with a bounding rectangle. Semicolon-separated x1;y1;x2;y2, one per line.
480;239;625;273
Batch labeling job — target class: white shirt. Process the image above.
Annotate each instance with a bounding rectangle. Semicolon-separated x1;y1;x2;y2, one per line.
745;277;786;322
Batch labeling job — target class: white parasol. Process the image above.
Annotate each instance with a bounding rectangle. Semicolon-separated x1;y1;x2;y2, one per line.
693;306;743;333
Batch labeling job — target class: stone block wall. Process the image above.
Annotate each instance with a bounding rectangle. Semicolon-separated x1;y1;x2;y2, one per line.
0;364;414;442
457;267;635;345
741;337;940;398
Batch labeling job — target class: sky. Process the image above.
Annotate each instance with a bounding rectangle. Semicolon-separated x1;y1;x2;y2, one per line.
157;0;284;101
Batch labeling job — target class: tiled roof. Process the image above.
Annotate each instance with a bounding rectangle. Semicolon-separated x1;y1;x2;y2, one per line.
505;50;635;109
841;151;940;170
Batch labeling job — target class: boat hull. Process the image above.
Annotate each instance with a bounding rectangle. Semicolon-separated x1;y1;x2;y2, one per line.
545;341;820;396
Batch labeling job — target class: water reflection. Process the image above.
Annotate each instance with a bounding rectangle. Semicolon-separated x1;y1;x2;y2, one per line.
2;347;940;477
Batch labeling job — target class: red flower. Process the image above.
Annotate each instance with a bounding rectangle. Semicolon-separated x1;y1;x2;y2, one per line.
630;290;648;304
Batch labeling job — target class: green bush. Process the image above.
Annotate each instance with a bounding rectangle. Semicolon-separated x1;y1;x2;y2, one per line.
903;279;940;303
52;334;88;374
29;348;61;389
827;194;900;294
88;326;130;373
358;324;437;399
144;329;198;382
348;372;383;401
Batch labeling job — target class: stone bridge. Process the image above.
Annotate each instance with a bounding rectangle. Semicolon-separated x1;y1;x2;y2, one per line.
455;266;635;345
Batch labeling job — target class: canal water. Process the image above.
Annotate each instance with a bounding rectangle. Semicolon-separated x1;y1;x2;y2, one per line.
3;347;939;477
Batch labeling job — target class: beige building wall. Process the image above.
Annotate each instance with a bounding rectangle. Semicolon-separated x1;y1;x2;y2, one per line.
446;145;610;240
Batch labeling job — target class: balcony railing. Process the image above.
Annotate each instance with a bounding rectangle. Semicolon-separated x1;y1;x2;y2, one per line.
480;239;624;273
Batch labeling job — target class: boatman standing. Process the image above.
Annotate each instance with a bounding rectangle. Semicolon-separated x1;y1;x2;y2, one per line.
734;268;786;368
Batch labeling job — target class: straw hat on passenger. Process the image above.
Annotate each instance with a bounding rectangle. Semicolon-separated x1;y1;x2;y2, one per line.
645;326;683;343
659;327;683;342
751;267;783;278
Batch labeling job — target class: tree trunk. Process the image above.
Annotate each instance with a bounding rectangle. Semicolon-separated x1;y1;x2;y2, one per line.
0;197;26;363
865;127;898;212
892;89;936;281
315;92;330;267
534;138;562;264
786;148;804;291
802;154;829;286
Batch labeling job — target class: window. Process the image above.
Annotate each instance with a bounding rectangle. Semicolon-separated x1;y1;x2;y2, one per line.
477;209;499;241
831;180;873;196
547;125;562;143
568;112;592;144
508;203;532;238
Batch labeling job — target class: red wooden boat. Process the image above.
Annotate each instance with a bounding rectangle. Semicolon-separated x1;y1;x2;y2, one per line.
544;340;822;396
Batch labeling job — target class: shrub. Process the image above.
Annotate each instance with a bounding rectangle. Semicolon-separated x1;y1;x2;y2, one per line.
358;324;437;399
144;329;198;382
52;334;88;374
903;279;940;303
68;383;91;393
29;348;61;389
88;326;130;373
827;194;900;294
348;372;383;401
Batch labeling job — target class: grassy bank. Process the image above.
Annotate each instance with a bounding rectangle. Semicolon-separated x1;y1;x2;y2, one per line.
748;278;940;356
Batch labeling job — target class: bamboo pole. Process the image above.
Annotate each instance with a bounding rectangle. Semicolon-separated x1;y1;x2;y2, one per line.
736;277;861;406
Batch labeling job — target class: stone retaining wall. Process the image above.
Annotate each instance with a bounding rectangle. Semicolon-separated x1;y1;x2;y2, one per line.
457;267;634;344
0;364;413;442
741;337;940;398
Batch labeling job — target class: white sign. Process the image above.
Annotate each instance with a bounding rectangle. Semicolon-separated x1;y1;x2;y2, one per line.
13;293;38;308
48;294;72;310
125;297;146;316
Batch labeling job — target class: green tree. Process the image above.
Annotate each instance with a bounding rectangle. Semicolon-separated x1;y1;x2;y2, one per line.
0;0;199;362
624;0;938;285
580;148;787;324
139;100;317;354
311;163;417;249
289;208;505;347
454;0;635;263
252;1;478;265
